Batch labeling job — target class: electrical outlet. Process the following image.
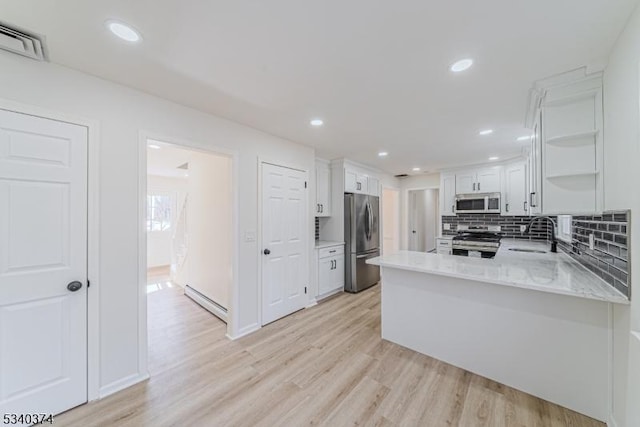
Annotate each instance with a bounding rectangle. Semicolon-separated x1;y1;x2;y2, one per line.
589;234;595;250
520;225;527;233
443;223;451;231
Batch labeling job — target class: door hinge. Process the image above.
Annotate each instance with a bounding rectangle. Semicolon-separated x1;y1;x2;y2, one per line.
305;181;307;188
304;286;307;294
87;279;90;288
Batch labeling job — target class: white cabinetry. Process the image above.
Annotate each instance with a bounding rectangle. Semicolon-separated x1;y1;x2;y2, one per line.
503;161;529;216
439;173;457;216
528;111;543;215
317;244;345;297
436;238;453;255
344;168;378;196
455;167;501;194
541;75;603;214
315;160;331;217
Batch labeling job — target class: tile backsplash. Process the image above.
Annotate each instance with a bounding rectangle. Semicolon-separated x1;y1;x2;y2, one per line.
560;212;630;298
442;211;631;298
442;214;555;240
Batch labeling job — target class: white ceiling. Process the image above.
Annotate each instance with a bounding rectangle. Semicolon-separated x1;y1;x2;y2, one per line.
2;0;638;174
147;141;191;179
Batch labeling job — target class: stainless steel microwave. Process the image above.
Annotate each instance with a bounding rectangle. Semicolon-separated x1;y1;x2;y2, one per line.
455;193;501;214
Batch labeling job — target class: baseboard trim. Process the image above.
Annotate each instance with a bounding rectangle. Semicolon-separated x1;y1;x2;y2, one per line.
184;285;228;323
316;288;344;303
608;413;619;427
99;372;149;399
226;322;260;340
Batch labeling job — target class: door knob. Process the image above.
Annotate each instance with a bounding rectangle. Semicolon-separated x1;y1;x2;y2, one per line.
67;281;83;292
263;249;271;255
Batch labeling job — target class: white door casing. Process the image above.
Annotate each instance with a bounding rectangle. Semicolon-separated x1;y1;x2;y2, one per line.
261;163;308;325
0;110;88;417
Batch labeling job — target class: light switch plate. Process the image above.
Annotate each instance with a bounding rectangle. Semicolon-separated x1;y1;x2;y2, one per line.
443;223;451;231
245;230;256;242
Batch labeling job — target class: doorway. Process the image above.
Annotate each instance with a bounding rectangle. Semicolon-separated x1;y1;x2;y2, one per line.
145;140;233;323
382;187;400;255
408;189;439;252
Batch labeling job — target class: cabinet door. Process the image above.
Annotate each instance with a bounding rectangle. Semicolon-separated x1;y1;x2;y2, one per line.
318;257;333;295
356;173;369;194
440;174;457;216
504;162;528;216
316;164;331;217
368;176;380;196
455;172;476;194
476;168;501;193
529;113;543;214
331;256;345;290
345;170;358;193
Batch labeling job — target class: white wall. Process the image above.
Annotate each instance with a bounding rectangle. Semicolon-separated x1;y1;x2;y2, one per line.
146;175;187;268
602;3;640;425
0;53;315;395
186;151;233;309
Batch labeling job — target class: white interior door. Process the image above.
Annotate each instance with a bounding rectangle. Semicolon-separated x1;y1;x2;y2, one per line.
381;188;399;255
408;190;426;252
261;163;307;325
0;110;88;418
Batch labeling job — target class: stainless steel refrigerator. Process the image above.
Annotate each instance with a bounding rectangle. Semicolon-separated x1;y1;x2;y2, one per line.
344;193;380;293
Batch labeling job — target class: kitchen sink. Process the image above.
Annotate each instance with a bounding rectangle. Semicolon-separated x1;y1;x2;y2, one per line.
509;248;547;254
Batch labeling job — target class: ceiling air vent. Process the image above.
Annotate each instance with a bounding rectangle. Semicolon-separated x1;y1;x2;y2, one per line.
0;23;46;61
177;162;189;170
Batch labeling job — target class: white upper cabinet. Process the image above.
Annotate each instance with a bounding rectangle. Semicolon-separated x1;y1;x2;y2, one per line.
440;173;457;216
455;172;476;194
528;111;543;215
344;168;378;196
503;161;528;216
315;160;331;217
541;75;603;214
476;168;501;193
455;167;501;194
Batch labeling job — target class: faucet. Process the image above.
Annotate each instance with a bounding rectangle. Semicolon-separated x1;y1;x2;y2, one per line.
524;216;558;253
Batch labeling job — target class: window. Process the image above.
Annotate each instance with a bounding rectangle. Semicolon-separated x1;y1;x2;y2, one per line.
147;194;173;231
557;215;572;243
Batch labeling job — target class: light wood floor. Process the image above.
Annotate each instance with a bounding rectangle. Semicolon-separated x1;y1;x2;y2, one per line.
56;285;604;427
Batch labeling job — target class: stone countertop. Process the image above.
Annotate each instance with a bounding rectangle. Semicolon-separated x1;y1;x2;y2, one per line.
367;239;629;304
315;240;345;249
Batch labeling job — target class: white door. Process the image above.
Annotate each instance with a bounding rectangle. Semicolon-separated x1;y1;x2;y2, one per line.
0;110;88;417
408;190;426;252
261;163;308;325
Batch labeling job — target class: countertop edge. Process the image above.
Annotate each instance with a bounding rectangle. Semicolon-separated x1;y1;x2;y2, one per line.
368;257;630;305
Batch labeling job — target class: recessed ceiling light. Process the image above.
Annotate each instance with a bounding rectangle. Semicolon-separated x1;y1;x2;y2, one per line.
412;167;421;172
107;21;141;43
310;119;324;126
517;135;534;141
148;144;161;149
479;129;494;136
378;151;388;157
489;156;499;161
450;58;474;73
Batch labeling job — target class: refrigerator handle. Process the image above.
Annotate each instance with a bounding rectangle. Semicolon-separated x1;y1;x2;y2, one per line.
368;201;373;241
365;201;371;240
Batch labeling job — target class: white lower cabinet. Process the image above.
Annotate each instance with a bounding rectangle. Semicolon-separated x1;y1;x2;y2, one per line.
317;244;345;297
436;238;453;255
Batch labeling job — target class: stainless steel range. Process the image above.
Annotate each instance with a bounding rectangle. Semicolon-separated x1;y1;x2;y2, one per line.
452;226;502;258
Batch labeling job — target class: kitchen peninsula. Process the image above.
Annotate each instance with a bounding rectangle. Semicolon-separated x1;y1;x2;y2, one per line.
368;241;629;423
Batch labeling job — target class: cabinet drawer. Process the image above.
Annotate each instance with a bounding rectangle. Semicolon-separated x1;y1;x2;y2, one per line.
319;245;344;259
436;239;453;248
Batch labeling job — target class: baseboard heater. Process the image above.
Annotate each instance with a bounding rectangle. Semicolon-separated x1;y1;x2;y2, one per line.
184;285;228;323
